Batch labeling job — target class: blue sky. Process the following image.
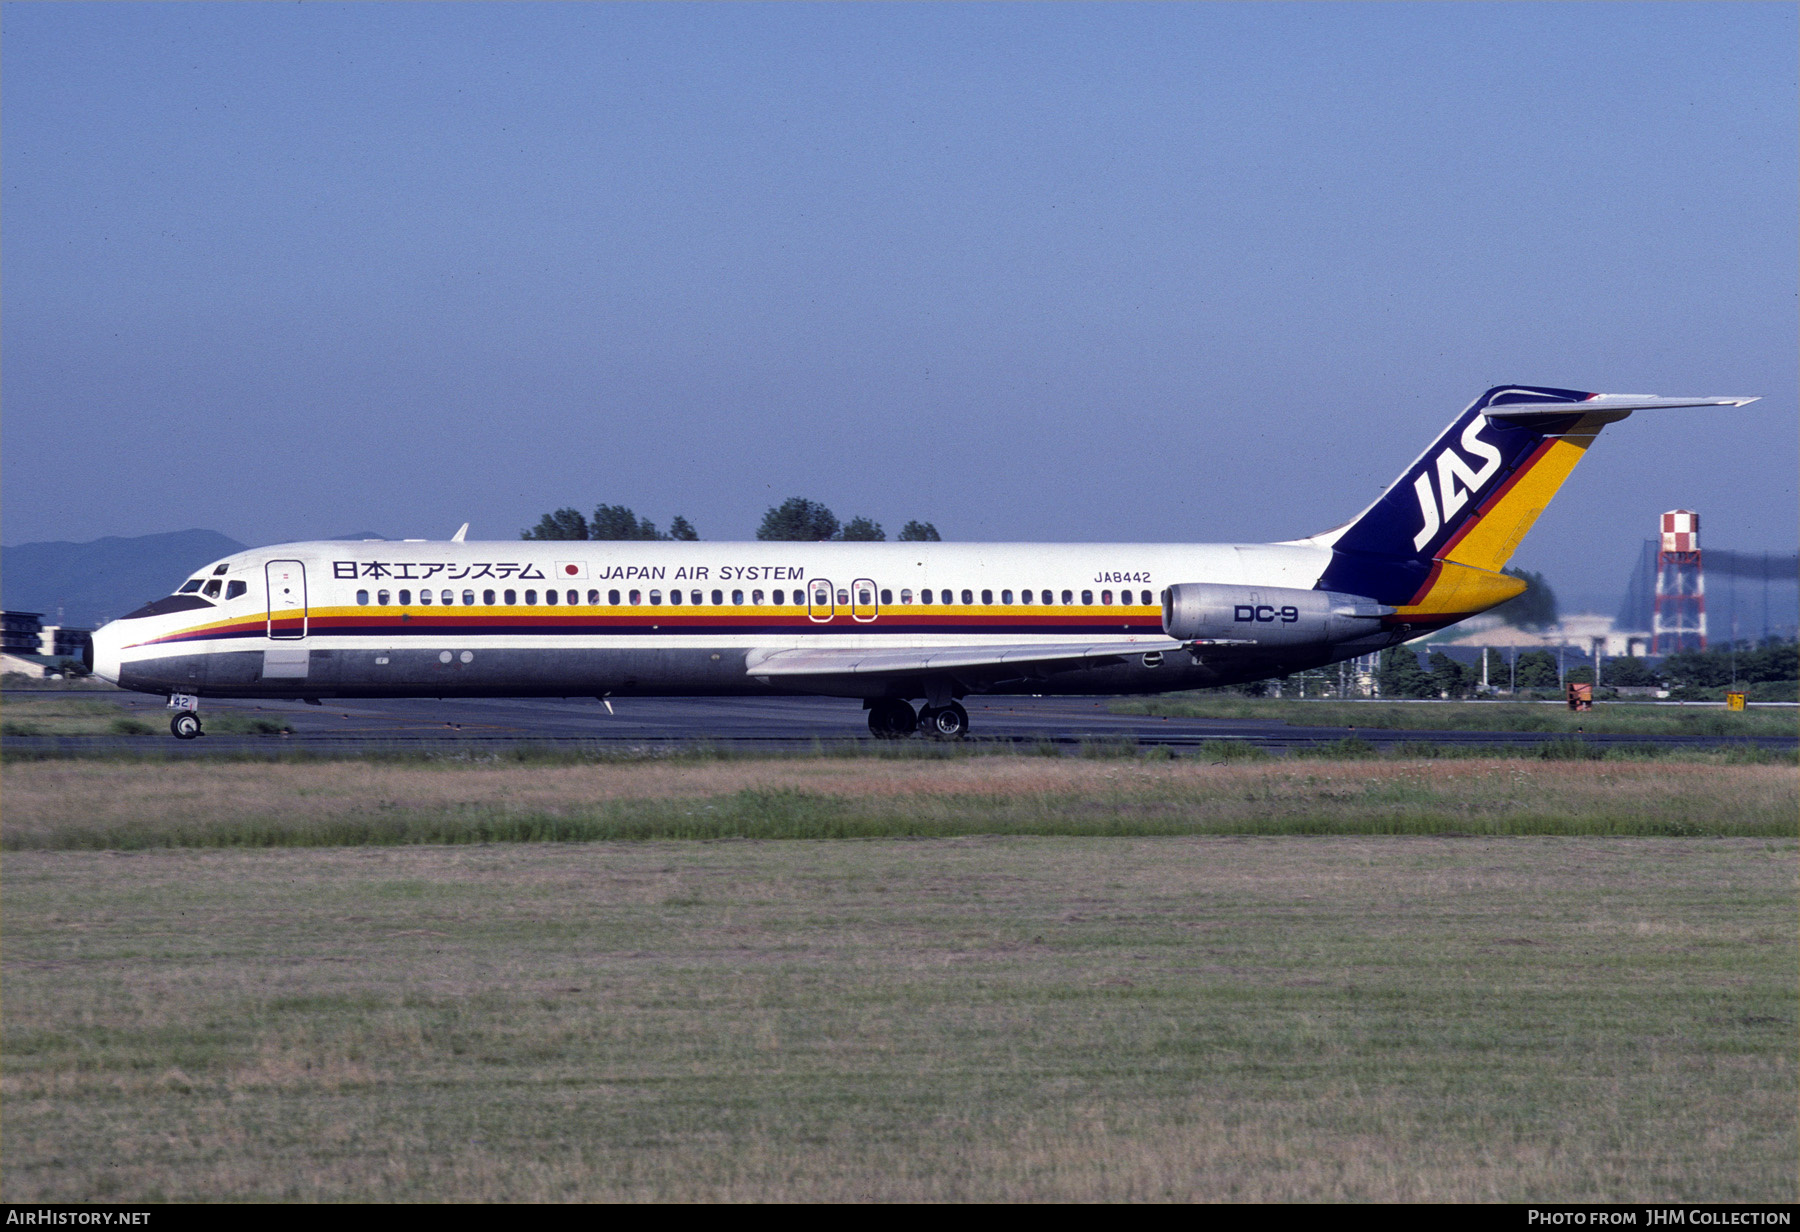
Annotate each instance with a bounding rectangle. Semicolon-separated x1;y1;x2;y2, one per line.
5;2;1794;612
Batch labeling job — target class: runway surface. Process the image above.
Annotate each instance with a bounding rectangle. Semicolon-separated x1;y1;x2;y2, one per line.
5;689;1794;756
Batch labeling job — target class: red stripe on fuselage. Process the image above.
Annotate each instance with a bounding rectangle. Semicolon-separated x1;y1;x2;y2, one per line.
138;612;1166;646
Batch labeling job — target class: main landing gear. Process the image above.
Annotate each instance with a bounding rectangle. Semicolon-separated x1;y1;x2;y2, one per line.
919;702;969;739
865;699;971;740
867;699;917;739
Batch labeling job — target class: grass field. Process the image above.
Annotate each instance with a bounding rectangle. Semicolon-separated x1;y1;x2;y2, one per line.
3;836;1793;1201
0;693;290;737
4;755;1795;848
1111;695;1800;738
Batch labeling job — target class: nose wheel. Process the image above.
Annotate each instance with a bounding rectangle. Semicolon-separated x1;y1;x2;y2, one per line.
170;711;203;740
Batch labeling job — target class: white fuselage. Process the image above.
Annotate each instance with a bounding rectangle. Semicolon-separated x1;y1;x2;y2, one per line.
92;537;1346;702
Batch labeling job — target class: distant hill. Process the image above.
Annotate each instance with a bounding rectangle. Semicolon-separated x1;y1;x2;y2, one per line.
1;530;249;628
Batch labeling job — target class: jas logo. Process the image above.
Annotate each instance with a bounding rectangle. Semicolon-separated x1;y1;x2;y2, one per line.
1412;417;1503;551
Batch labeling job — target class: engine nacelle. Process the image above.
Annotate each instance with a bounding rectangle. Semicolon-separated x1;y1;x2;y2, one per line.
1160;582;1393;648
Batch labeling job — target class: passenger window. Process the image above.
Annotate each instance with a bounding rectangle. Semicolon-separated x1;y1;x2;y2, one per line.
504;589;517;605
420;590;433;605
1141;589;1153;606
464;590;476;606
226;580;247;600
608;589;621;605
961;589;974;605
900;589;913;604
567;589;578;605
1081;590;1093;605
440;589;453;605
356;589;369;605
544;589;557;605
731;589;743;604
398;589;412;605
525;590;537;605
629;589;642;604
1001;590;1012;605
981;589;993;605
1101;590;1113;605
484;589;496;605
750;589;763;604
587;589;599;605
1021;590;1032;604
921;589;933;604
773;589;784;606
649;590;662;605
377;589;391;605
179;580;203;593
713;589;725;605
836;589;849;605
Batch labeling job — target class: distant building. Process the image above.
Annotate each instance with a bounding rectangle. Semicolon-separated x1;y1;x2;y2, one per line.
2;610;43;654
1;610;92;677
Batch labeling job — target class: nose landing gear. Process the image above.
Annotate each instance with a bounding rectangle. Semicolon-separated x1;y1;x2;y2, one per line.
167;692;203;739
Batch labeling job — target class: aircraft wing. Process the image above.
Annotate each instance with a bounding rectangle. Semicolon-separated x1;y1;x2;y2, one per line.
745;638;1187;680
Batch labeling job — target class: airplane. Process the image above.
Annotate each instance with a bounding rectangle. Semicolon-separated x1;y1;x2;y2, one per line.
87;385;1756;739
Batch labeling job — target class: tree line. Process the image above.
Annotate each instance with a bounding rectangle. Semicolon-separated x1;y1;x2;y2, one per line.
1376;636;1797;699
522;498;940;543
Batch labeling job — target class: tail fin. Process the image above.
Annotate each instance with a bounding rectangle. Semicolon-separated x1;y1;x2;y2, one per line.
1314;386;1756;623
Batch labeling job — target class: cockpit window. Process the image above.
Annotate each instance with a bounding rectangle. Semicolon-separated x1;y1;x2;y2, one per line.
212;564;229;575
226;580;247;600
202;580;222;598
178;580;204;594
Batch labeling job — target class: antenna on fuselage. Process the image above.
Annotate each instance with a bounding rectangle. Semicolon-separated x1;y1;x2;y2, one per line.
451;523;469;543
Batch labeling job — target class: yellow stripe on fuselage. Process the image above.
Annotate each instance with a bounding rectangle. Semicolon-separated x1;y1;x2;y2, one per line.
1393;560;1528;621
143;602;1161;645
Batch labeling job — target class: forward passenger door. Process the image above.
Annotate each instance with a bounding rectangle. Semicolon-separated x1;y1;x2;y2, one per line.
266;560;308;639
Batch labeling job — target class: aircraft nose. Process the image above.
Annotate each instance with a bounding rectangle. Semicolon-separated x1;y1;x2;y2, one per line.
88;621;122;685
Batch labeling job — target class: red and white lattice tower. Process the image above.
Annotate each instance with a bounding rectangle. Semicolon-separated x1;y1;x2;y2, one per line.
1652;509;1706;654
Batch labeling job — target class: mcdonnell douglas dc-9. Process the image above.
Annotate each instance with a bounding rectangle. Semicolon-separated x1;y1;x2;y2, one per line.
90;386;1754;739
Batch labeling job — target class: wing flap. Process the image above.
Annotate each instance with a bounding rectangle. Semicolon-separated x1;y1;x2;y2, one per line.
746;639;1186;678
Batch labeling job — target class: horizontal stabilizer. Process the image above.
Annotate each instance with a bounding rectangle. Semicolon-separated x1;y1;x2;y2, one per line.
746;639;1184;678
1484;394;1757;421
